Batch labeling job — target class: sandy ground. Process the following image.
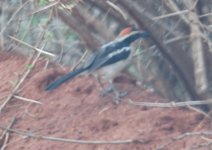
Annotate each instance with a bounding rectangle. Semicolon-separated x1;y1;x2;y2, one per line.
0;51;211;150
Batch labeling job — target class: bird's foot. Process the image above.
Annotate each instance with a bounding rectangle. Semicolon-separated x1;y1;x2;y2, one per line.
99;83;128;104
100;85;113;97
112;91;128;104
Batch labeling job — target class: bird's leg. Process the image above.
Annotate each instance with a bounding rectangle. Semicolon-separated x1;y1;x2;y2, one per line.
104;80;128;104
100;82;115;97
93;75;114;97
95;76;128;103
110;83;128;104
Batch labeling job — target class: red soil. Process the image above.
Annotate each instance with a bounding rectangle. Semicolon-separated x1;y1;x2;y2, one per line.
0;51;211;150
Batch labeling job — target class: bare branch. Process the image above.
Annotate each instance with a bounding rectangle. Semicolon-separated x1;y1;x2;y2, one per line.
106;1;128;20
8;36;56;57
0;126;144;145
128;99;212;108
13;95;42;105
30;0;60;15
0;117;16;150
0;0;30;34
184;1;208;94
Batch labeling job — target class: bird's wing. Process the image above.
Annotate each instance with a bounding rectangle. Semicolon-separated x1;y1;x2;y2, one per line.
88;46;131;72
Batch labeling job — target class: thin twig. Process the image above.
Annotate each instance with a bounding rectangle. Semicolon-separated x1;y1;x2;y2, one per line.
0;132;9;150
13;95;42;105
128;99;212;107
0;117;16;140
0;117;16;150
8;35;55;57
186;105;210;119
157;131;212;150
0;7;62;112
129;99;211;118
44;58;49;70
0;126;143;145
163;0;190;24
0;44;45;112
0;0;30;34
164;35;190;45
30;0;60;15
175;131;212;140
153;10;189;20
199;12;212;18
106;0;128;20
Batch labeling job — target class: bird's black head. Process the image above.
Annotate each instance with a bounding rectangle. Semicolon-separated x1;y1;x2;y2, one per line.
119;31;150;46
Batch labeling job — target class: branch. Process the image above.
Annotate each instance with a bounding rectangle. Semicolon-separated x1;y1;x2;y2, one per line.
128;99;212;107
106;1;128;20
0;126;144;145
184;1;208;94
158;131;212;149
30;0;60;15
163;0;189;24
0;117;16;150
153;10;189;20
0;0;30;34
13;95;42;105
8;36;55;57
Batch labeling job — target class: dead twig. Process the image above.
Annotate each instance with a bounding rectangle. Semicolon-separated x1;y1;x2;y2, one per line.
106;0;128;20
0;117;16;140
0;39;47;112
128;99;212;108
0;126;144;145
0;0;30;34
30;0;60;15
13;95;42;105
163;0;189;24
8;36;55;57
175;131;212;140
0;117;16;150
157;131;212;150
153;10;189;20
186;105;211;119
0;8;55;112
0;51;42;113
129;99;211;118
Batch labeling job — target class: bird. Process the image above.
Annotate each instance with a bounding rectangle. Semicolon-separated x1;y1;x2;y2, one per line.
46;29;150;101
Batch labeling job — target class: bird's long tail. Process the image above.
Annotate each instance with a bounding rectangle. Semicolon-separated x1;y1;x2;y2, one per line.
45;67;87;91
